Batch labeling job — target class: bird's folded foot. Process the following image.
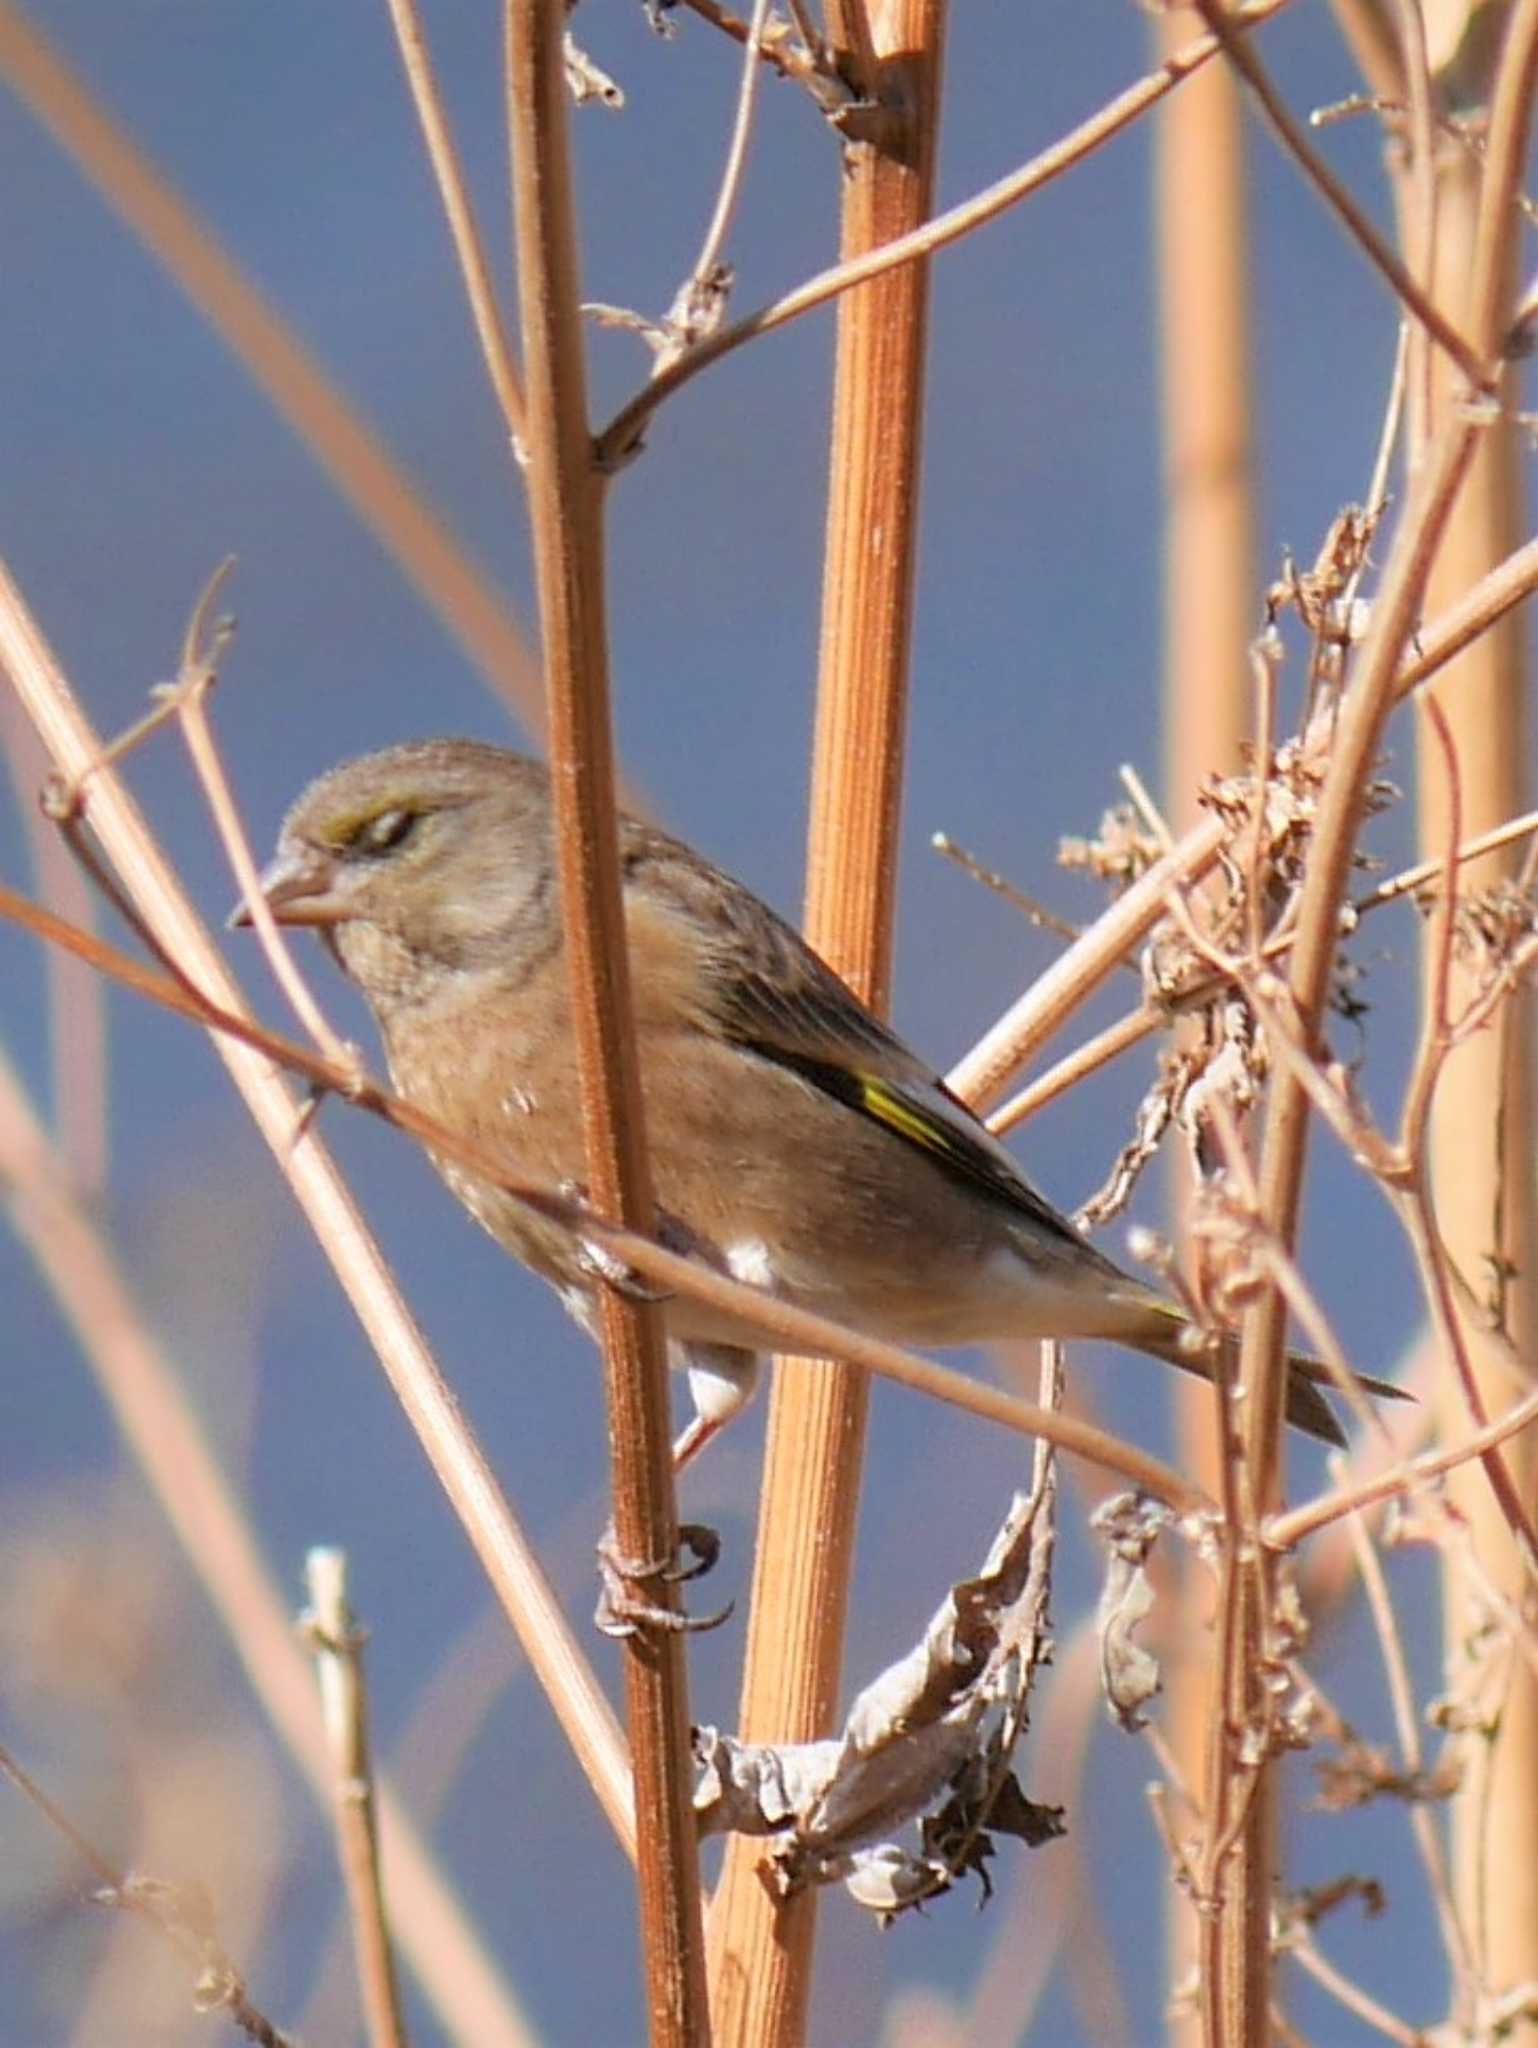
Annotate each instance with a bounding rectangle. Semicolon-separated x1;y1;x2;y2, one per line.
594;1520;731;1638
560;1181;677;1306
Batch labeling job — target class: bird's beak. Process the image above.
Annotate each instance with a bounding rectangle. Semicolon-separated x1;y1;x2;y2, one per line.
227;845;351;930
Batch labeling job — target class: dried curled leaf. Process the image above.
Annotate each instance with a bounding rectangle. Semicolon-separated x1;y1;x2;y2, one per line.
696;1439;1063;1919
1313;1736;1462;1811
1276;1872;1387;1936
1091;1491;1172;1731
1058;804;1165;888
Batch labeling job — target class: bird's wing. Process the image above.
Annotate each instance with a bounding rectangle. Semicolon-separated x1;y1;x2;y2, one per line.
622;826;1092;1257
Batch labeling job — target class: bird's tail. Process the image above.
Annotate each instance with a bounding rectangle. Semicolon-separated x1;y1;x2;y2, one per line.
1125;1300;1411;1448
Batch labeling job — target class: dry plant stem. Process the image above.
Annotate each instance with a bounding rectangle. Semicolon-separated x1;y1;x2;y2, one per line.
707;9;945;2035
0;560;633;1848
1395;706;1537;1575
1327;0;1405;105
1151;17;1255;2033
821;0;878;85
932;831;1092;946
1272;1381;1538;1545
502;8;709;2043
1356;805;1538;909
987;1004;1162;1136
1410;0;1538;2008
0;1741;294;2048
302;1550;408;2048
1396;531;1538;698
0;3;543;728
593;0;1292;466
672;0;807;81
686;0;774;301
0;874;1208;1511
158;583;354;1066
1189;0;1489;393
1343;1498;1476;2010
0;692;107;1190
1201;419;1486;2048
383;0;526;449
1391;0;1436;466
0;1057;536;2045
1199;7;1538;1989
298;1601;519;2044
1285;1934;1424;2047
948;814;1226;1111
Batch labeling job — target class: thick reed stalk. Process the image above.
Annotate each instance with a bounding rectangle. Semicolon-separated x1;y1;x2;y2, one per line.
705;4;947;2041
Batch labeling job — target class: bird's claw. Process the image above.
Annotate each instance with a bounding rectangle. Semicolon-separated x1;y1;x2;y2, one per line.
670;1522;721;1582
559;1181;675;1306
594;1521;731;1638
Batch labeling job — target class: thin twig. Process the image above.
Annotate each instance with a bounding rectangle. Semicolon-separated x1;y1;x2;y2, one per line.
1342;1491;1476;2010
1390;0;1435;469
0;1739;295;2048
0;690;108;1192
987;1006;1162;1137
674;0;774;339
1203;403;1489;2048
302;1550;409;2048
947;814;1227;1111
0;1047;541;2048
149;563;358;1070
594;0;1293;466
383;0;527;450
1283;1928;1425;2046
0;553;634;1878
1354;806;1538;910
1191;0;1489;393
931;829;1091;947
1270;1382;1538;1547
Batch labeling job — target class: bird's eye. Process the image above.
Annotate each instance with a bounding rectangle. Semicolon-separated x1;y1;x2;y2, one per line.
355;807;418;855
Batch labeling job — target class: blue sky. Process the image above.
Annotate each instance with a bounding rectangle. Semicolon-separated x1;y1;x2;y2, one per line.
0;4;1514;2042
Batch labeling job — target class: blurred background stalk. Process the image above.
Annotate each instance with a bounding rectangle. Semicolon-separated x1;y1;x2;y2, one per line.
1151;12;1255;2039
1412;3;1538;2023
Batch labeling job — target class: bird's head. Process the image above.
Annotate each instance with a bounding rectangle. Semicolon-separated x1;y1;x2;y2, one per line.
235;738;556;1005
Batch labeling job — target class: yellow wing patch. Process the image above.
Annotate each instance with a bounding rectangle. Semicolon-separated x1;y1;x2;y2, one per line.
856;1075;965;1159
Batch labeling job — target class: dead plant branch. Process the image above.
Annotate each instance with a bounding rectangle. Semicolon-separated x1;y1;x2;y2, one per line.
301;1550;409;2048
502;3;709;2035
0;1738;294;2048
594;0;1292;466
0;553;635;1870
383;0;527;450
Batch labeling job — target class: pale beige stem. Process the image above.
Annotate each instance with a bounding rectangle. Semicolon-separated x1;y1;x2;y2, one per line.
0;555;634;1867
302;1550;409;2048
1415;16;1538;2016
0;1048;538;2047
1151;14;1256;2037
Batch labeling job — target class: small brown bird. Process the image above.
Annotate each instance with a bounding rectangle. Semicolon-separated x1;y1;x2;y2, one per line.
240;738;1398;1478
